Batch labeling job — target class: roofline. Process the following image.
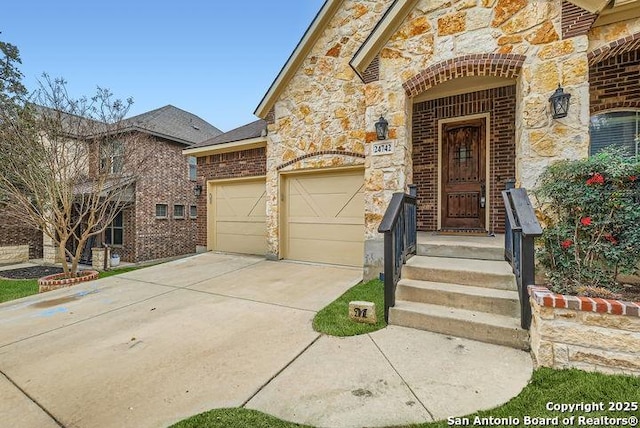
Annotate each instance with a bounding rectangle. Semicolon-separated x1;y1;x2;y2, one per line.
350;0;419;80
121;125;194;146
568;0;610;13
182;137;267;157
254;0;344;118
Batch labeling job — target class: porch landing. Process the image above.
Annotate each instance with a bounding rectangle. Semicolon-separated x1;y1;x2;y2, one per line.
417;232;505;261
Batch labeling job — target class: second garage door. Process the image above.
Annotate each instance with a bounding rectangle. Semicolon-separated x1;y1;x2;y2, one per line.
284;169;364;267
208;178;267;255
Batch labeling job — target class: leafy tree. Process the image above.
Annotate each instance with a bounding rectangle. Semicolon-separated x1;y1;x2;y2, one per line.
0;39;152;275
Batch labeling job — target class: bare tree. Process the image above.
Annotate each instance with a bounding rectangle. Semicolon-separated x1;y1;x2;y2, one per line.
0;74;153;274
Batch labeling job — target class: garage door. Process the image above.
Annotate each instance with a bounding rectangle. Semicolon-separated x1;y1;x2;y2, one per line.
284;169;364;267
209;179;267;255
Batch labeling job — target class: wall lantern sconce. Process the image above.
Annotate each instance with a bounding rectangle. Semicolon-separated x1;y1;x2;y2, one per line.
193;184;203;197
375;116;389;140
549;84;571;119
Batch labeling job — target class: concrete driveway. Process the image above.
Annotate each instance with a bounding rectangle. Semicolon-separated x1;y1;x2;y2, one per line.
0;253;362;428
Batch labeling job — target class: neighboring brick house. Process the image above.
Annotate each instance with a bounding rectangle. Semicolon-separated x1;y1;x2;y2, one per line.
95;105;222;263
188;0;640;279
0;104;222;265
0;212;42;263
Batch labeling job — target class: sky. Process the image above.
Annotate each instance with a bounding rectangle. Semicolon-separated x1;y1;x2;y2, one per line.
2;1;326;132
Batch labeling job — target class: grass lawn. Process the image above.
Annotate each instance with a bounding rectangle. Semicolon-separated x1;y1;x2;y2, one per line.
0;266;145;304
172;368;640;428
312;278;386;336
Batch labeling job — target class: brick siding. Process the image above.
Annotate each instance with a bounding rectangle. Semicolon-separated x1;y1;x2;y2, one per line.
195;147;267;247
589;46;640;114
130;137;198;262
0;210;43;259
561;1;597;39
362;55;380;84
412;85;517;233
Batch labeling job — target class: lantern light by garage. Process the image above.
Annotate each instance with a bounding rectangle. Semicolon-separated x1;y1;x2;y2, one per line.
375;116;389;140
193;184;203;197
549;84;571;119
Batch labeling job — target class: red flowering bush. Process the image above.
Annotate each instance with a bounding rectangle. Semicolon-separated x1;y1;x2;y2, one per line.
534;148;640;294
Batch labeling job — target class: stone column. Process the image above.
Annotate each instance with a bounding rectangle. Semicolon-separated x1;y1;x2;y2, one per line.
91;247;111;271
362;84;411;280
516;36;590;190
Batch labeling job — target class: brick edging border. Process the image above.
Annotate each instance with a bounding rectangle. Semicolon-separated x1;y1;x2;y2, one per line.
38;270;100;293
528;285;640;317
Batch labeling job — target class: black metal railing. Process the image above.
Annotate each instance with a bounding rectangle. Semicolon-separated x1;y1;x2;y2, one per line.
378;185;417;322
502;184;543;330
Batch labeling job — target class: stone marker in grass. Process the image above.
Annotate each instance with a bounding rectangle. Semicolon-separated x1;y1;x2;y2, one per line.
349;301;376;324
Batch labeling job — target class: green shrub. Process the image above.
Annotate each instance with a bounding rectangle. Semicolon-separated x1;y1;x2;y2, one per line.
534;148;640;294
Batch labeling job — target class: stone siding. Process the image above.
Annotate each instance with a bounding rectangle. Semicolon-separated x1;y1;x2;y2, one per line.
261;0;640;276
266;0;391;267
195;147;267;247
412;85;516;232
0;245;29;264
529;286;640;376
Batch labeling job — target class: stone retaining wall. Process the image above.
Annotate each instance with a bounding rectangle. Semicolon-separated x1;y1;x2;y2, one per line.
529;285;640;376
0;245;29;264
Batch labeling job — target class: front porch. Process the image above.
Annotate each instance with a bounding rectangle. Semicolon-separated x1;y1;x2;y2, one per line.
378;180;540;349
388;231;528;350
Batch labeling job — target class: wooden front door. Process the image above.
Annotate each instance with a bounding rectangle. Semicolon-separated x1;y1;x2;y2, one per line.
441;118;486;230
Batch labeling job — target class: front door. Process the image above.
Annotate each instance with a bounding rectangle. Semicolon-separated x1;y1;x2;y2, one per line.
441;118;486;231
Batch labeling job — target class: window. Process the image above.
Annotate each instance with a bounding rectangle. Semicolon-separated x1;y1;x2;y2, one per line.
100;140;124;173
190;205;197;218
105;211;124;246
188;156;197;181
589;111;640;157
174;204;185;219
155;204;168;218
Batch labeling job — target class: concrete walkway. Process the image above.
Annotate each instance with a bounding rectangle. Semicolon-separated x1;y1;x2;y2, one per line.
0;253;532;428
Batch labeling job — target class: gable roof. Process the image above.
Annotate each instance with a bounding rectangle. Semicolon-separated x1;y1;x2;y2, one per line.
188;119;267;149
255;0;633;98
351;0;418;79
254;0;344;118
183;119;267;156
122;105;222;146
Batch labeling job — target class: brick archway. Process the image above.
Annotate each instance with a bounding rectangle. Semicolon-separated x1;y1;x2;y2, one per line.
402;54;526;97
588;32;640;65
589;33;640;114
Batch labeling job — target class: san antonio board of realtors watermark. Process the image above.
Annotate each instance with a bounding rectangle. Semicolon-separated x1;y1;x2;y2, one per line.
447;401;638;426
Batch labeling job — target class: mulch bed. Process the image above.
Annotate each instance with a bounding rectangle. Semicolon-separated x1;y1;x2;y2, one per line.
620;284;640;303
0;266;64;279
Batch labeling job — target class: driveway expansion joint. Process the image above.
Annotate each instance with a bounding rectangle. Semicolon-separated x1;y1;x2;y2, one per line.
242;333;322;408
0;369;64;427
367;333;436;421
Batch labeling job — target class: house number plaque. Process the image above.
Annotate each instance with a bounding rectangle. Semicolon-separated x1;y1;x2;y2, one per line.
372;141;394;156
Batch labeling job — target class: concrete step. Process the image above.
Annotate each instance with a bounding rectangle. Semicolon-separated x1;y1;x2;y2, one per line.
396;279;520;318
403;256;516;290
389;300;530;351
416;233;505;261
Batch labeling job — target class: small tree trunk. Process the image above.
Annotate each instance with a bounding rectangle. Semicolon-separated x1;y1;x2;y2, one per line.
71;236;88;275
57;240;70;274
